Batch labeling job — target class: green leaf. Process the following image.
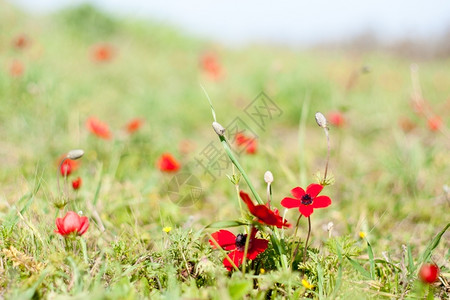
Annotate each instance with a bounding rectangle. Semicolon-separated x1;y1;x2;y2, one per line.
330;240;343;298
417;222;450;269
407;245;414;273
316;263;325;300
206;220;248;229
347;257;372;279
228;280;251;300
366;239;375;279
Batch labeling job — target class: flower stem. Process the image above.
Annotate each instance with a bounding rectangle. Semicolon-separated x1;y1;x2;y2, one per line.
266;182;272;207
219;135;264;205
303;217;312;264
57;157;68;199
323;127;330;181
208;233;240;272
290;214;303;268
241;226;252;275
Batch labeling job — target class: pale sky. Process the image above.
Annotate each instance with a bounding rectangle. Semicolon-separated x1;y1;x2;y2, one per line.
10;0;450;46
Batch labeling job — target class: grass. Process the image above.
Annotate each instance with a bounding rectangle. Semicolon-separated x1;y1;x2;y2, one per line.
0;2;449;299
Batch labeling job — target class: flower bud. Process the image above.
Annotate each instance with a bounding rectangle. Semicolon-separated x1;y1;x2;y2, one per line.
315;112;327;128
212;122;225;136
67;149;84;160
264;171;273;184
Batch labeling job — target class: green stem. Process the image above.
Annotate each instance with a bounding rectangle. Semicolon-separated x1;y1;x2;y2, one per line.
303;217;312;264
323;128;330;181
290;214;303;268
241;226;252;274
219;136;264;205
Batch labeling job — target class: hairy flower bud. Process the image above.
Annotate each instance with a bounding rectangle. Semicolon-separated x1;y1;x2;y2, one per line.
264;171;273;184
212;122;225;137
67;149;84;160
315;112;327;128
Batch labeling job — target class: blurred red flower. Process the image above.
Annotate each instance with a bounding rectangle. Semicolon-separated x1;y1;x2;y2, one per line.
157;153;180;172
200;53;223;80
55;211;89;237
9;60;24;77
427;116;442;132
419;263;439;284
281;184;331;218
91;43;114;62
58;156;79;177
12;34;30;49
126;118;144;134
209;228;268;271
327;111;345;127
86;117;112;139
235;133;257;154
72;177;82;190
240;191;290;228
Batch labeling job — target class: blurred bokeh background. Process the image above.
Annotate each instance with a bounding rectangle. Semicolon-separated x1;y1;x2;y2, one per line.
10;0;450;54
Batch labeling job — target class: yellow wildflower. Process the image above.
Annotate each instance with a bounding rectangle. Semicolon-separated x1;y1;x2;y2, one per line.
302;279;314;289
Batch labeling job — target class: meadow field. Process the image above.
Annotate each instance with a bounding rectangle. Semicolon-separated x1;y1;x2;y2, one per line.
0;2;449;299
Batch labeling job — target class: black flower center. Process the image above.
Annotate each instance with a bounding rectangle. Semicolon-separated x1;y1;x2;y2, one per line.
301;194;313;205
235;233;250;252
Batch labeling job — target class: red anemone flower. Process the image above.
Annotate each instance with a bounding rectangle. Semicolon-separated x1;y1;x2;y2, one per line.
9;60;24;77
125;118;144;134
281;184;331;218
55;211;89;237
91;43;114;62
240;191;290;228
58;156;79;177
12;34;30;49
427;116;442;132
327;111;345;127
209;228;268;271
235;133;258;154
72;177;82;190
200;53;223;81
419;263;440;284
86;117;112;139
157;153;180;172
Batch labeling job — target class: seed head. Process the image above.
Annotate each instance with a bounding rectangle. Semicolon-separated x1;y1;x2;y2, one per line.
315;112;327;128
264;171;273;184
67;149;84;160
212;122;225;137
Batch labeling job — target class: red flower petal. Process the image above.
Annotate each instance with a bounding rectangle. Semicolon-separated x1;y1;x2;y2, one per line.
78;216;90;235
419;264;440;283
126;118;144;134
306;183;323;198
281;197;301;209
55;211;89;237
291;187;306;199
241;191;290;228
223;250;244;271
247;238;268;260
72;177;82;190
55;217;66;235
312;195;332;208
245;139;257;154
157;153;180;172
209;230;236;250
299;205;314;218
86;117;112;139
240;191;256;211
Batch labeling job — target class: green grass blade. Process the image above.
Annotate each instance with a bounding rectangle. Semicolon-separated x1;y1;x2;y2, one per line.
347;257;372;279
417;222;450;268
366;239;376;279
